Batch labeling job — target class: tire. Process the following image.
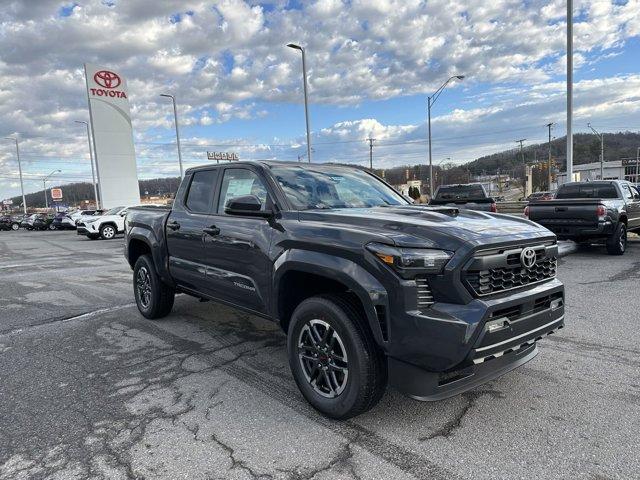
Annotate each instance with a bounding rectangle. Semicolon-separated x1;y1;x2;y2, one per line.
11;223;19;231
606;222;627;255
287;294;387;419
133;254;175;319
99;224;116;240
49;224;56;231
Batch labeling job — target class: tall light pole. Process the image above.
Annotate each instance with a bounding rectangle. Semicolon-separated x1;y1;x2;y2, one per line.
75;121;100;208
428;75;465;195
3;136;27;213
567;0;574;180
587;123;604;180
287;43;312;164
43;169;61;209
160;93;184;178
546;123;554;190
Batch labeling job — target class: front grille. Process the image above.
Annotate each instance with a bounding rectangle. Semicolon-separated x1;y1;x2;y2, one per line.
463;243;557;297
416;276;434;310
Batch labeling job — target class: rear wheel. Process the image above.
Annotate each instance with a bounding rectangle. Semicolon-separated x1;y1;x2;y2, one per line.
287;295;387;419
48;223;56;231
133;254;175;319
11;223;19;231
100;224;116;240
606;222;626;255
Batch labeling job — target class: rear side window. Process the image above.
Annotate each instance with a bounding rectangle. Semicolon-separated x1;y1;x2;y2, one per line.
185;170;218;213
436;185;485;200
555;184;618;199
621;184;633;199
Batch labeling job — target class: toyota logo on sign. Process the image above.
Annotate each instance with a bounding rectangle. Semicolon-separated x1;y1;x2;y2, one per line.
520;247;537;269
94;70;121;89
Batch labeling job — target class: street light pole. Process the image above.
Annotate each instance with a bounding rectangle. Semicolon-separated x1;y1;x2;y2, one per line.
75;121;100;208
567;0;574;180
160;94;184;178
3;136;27;213
287;43;312;163
588;123;604;180
546;123;554;190
427;75;465;196
43;169;61;210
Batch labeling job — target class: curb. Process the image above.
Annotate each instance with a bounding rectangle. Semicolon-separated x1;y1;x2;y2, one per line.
557;240;578;258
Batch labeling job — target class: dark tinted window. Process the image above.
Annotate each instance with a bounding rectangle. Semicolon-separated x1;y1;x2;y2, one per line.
555;183;618;199
435;185;485;200
186;170;218;213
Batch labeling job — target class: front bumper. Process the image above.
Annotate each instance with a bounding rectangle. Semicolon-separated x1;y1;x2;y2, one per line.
77;223;98;235
387;278;564;400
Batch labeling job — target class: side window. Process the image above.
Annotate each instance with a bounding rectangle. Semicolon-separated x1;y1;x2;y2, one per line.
185;169;218;213
217;169;268;213
621;184;633;200
630;186;640;199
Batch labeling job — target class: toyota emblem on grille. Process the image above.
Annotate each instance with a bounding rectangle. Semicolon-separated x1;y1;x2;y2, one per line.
520;247;537;269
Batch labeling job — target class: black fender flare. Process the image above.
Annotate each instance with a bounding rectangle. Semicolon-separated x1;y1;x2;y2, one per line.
273;249;389;347
126;227;175;287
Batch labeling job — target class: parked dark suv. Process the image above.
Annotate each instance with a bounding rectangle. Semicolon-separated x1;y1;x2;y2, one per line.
0;215;20;231
125;162;565;419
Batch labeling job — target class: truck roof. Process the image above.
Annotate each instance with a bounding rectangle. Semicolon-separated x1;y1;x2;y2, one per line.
185;161;370;175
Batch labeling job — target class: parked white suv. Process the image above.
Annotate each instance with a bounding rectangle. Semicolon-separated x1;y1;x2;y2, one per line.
77;206;128;240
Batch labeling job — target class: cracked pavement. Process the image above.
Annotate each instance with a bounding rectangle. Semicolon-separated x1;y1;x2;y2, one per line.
1;230;639;479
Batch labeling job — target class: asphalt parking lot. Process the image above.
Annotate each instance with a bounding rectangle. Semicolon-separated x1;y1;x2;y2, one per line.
1;230;639;480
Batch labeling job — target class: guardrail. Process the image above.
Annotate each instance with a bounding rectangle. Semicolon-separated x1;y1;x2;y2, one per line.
497;201;527;214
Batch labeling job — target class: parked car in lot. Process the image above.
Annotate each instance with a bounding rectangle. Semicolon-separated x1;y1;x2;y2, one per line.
125;162;565;419
429;183;497;212
0;215;21;231
32;213;55;231
526;180;640;255
77;206;129;239
51;212;76;230
72;209;105;226
20;214;39;230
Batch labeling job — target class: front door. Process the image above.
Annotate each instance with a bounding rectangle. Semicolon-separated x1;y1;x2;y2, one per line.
166;169;219;292
200;167;274;314
626;184;640;230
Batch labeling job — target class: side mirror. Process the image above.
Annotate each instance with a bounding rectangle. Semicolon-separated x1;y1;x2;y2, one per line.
225;195;272;218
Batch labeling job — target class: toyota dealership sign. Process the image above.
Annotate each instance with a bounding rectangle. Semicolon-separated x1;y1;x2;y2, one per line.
84;64;140;208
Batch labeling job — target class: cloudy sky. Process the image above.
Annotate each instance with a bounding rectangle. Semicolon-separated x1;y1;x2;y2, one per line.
1;0;640;199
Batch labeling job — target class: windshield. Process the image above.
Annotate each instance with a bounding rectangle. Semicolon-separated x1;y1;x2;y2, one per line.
435;185;485;200
270;165;407;210
556;183;618;199
104;206;124;215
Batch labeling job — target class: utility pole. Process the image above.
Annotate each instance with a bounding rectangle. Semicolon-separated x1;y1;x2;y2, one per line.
588;123;604;180
636;147;640;184
546;123;554;190
567;0;574;180
367;137;375;170
3;136;27;213
516;139;527;193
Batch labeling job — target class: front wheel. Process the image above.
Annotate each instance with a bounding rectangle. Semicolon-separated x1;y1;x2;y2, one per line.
99;224;116;240
49;224;56;231
133;254;175;319
287;295;387;419
606;223;626;255
11;223;19;231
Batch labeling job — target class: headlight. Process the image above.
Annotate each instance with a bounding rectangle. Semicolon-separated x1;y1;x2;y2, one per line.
366;242;452;278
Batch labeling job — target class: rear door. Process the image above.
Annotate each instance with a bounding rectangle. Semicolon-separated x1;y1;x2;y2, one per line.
200;167;275;314
166;169;219;292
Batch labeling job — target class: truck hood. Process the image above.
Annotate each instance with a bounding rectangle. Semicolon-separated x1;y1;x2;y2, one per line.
298;205;554;250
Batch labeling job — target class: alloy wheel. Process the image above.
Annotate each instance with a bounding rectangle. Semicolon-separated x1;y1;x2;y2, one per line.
298;319;349;398
136;266;152;309
103;226;115;239
11;223;18;230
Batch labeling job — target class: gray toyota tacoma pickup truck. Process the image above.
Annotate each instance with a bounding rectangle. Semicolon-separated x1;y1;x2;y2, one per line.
125;162;565;419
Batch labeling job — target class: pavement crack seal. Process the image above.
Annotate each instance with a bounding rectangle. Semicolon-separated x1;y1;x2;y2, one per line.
419;389;504;441
1;303;136;337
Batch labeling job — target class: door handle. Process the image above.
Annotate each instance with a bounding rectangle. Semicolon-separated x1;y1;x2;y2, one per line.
203;225;220;236
167;221;181;231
